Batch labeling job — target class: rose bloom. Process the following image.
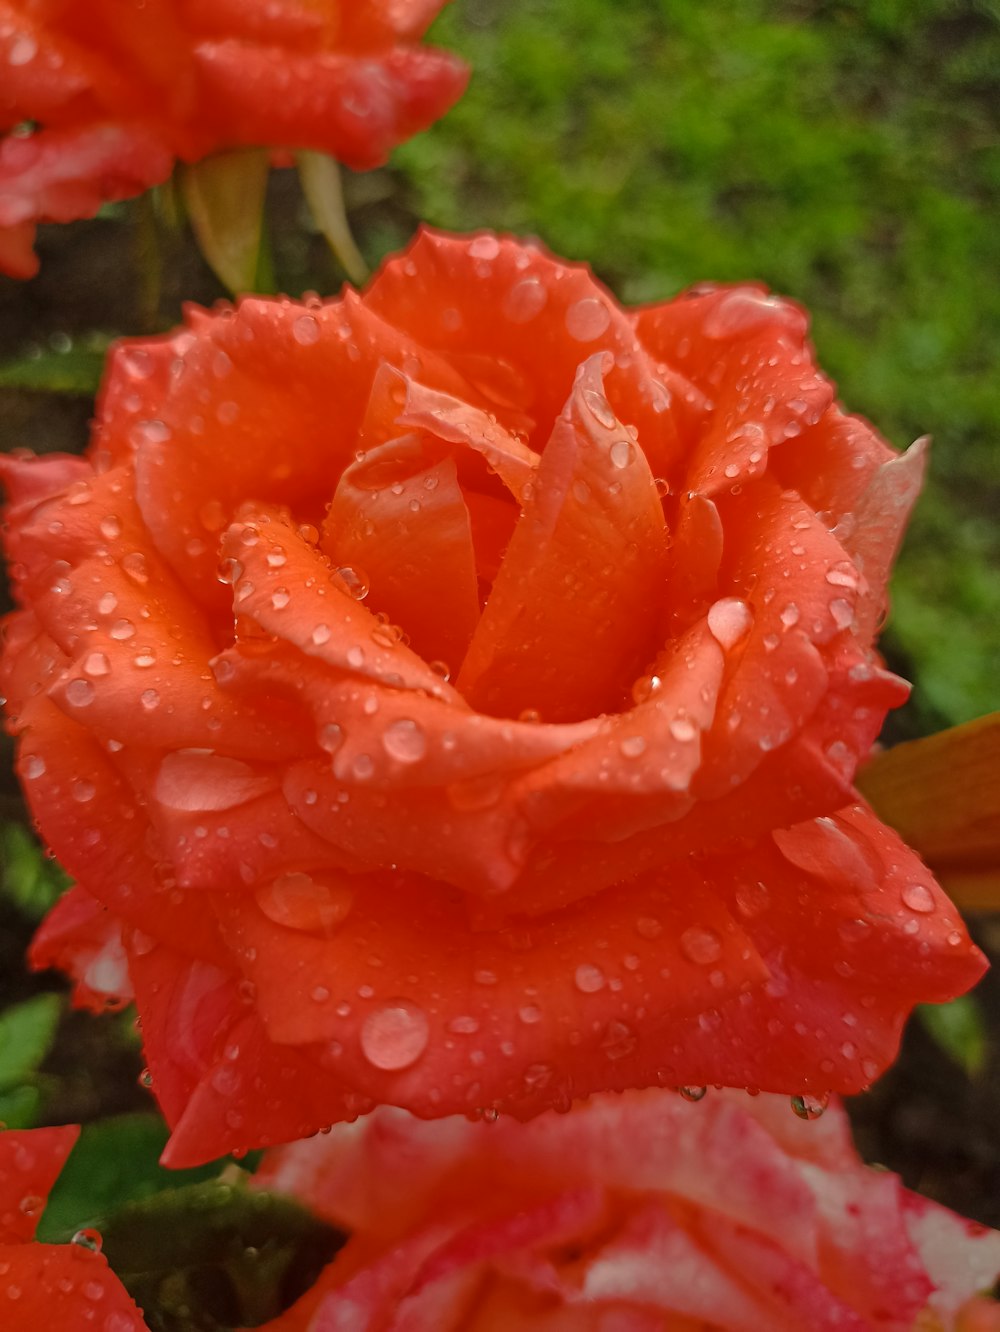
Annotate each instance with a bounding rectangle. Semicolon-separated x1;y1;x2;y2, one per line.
256;1090;1000;1332
1;230;986;1165
0;1125;146;1329
0;0;468;277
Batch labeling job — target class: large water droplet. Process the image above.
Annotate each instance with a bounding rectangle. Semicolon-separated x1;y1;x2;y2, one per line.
256;871;354;933
292;314;320;346
72;1229;103;1253
382;718;427;764
566;297;611;341
360;1001;429;1070
707;597;753;650
336;566;370;600
65;678;95;707
790;1092;830;1120
680;925;723;965
574;963;606;994
901;882;935;914
582;389;617;429
678;1085;707;1102
503;277;547;323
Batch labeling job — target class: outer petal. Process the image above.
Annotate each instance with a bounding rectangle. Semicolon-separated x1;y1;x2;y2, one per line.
0;1127;79;1242
0;122;173;229
192;42;468;169
0;1243;147;1330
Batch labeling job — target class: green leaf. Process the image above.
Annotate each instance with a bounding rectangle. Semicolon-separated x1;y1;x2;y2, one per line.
0;346;107;395
0;1084;42;1130
181;149;272;296
0;993;62;1090
918;994;988;1078
99;1180;345;1330
37;1113;227;1243
0;822;72;920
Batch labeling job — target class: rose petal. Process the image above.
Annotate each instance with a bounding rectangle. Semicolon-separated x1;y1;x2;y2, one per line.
0;1127;79;1243
0;1244;146;1330
193;41;468;169
30;885;132;1012
364;230;683;474
458;356;670;722
323;435;481;669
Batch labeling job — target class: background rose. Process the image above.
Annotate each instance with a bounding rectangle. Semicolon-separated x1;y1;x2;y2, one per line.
256;1089;1000;1331
0;1125;146;1329
0;0;468;276
0;229;985;1165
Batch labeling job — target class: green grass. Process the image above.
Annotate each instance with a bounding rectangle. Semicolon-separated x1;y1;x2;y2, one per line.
397;0;1000;728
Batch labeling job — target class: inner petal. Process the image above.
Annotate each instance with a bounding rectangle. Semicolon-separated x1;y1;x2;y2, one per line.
457;355;670;723
322;434;480;671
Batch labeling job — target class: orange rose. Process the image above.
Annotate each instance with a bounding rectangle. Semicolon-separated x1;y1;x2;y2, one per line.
2;230;985;1165
257;1090;1000;1331
0;0;467;276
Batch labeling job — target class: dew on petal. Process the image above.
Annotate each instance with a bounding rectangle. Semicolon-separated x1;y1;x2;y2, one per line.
680;925;723;965
382;718;427;764
901;882;936;914
360;1001;429;1070
679;1086;707;1102
574;963;606;994
791;1092;830;1120
566;297;611;341
707;597;753;650
503;277;547;323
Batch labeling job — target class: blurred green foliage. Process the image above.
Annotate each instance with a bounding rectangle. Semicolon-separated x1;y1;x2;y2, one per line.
398;0;1000;728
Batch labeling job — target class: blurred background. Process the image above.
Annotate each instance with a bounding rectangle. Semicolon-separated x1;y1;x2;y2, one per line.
1;0;999;1231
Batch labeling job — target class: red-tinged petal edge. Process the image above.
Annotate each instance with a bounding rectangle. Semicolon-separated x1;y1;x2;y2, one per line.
255;1090;1000;1332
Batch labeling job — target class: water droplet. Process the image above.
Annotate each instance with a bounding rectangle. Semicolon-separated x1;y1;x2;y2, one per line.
566;297;611;341
631;674;662;705
669;716;697;742
680;925;723;965
829;598;853;630
790;1092;830;1120
780;602;800;629
139;1068;154;1089
707;597;753;649
319;723;344;755
72;1229;103;1253
448;1015;480;1035
469;234;500;260
109;618;135;641
292;314;320;345
635;916;663;940
256;871;355;933
582;389;617;429
609;438;634;469
518;1004;542;1025
72;779;96;803
503;277;547;323
312;623;332;646
574;963;606;994
336;566;370;600
473;969;498;986
382;718;427;764
620;735;646;758
8;33;38;65
901;882;935;914
65;678;95;707
679;1085;707;1102
360;1001;429;1070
